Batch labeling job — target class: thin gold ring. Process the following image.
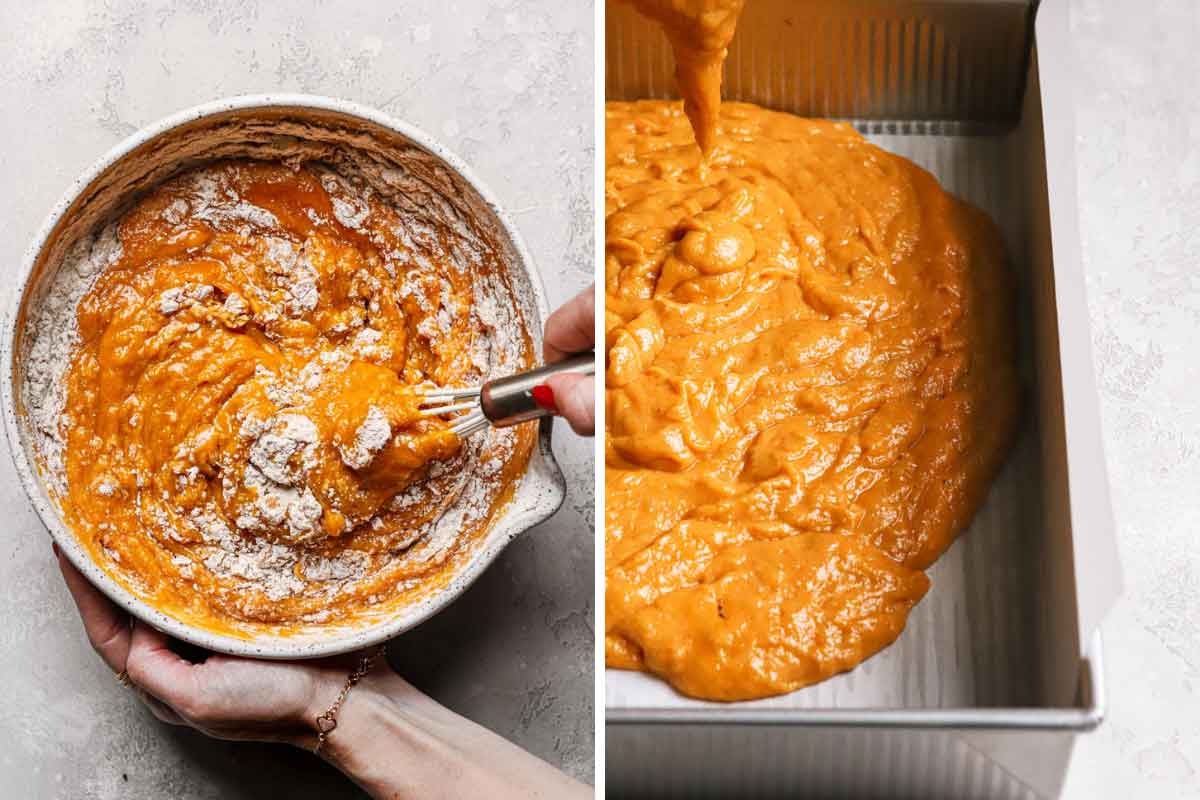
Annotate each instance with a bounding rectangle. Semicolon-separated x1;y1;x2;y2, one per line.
115;670;133;688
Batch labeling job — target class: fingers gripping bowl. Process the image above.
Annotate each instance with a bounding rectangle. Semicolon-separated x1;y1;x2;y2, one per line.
2;96;566;659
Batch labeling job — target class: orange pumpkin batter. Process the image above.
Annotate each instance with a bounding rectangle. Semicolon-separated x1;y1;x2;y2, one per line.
56;160;533;637
621;0;746;153
604;99;1019;700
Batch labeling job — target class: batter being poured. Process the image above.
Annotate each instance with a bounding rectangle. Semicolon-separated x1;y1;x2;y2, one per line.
38;160;533;635
605;1;1019;700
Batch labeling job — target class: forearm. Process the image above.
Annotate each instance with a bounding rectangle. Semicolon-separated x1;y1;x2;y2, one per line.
318;669;590;800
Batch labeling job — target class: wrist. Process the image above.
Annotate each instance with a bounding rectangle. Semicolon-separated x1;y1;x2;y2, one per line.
311;665;591;800
314;668;452;795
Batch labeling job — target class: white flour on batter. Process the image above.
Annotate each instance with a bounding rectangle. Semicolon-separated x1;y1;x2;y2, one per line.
20;157;529;623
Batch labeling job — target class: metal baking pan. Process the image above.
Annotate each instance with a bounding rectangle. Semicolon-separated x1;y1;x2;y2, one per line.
604;1;1120;797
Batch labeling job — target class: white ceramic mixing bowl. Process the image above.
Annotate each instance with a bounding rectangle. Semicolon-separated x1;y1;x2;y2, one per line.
1;95;567;659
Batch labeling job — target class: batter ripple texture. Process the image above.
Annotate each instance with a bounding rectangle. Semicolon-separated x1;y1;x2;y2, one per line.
604;101;1019;701
26;160;534;637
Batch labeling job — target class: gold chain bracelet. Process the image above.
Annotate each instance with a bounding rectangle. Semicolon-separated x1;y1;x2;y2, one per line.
313;644;387;754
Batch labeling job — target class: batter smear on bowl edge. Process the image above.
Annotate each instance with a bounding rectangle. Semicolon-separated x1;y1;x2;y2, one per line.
605;0;1020;701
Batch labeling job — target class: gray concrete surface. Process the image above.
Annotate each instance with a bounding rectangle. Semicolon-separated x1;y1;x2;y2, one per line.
1061;2;1200;797
0;1;594;797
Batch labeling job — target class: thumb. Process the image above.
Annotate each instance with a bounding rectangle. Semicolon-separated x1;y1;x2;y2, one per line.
544;373;594;437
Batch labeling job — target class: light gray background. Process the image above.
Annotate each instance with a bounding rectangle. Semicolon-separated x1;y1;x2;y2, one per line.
0;1;594;798
1061;1;1200;797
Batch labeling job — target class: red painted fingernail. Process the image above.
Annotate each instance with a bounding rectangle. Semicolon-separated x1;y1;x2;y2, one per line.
531;384;558;414
51;541;60;557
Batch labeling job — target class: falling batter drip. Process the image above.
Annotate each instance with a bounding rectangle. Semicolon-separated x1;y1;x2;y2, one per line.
605;7;1018;700
32;160;534;636
624;0;746;153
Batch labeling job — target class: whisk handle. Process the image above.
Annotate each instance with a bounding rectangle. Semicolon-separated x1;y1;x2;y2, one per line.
480;351;596;427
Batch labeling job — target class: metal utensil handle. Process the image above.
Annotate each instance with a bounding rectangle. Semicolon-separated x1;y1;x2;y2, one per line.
480;351;596;427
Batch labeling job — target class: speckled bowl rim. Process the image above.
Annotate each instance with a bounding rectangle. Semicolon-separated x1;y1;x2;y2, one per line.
1;94;568;659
